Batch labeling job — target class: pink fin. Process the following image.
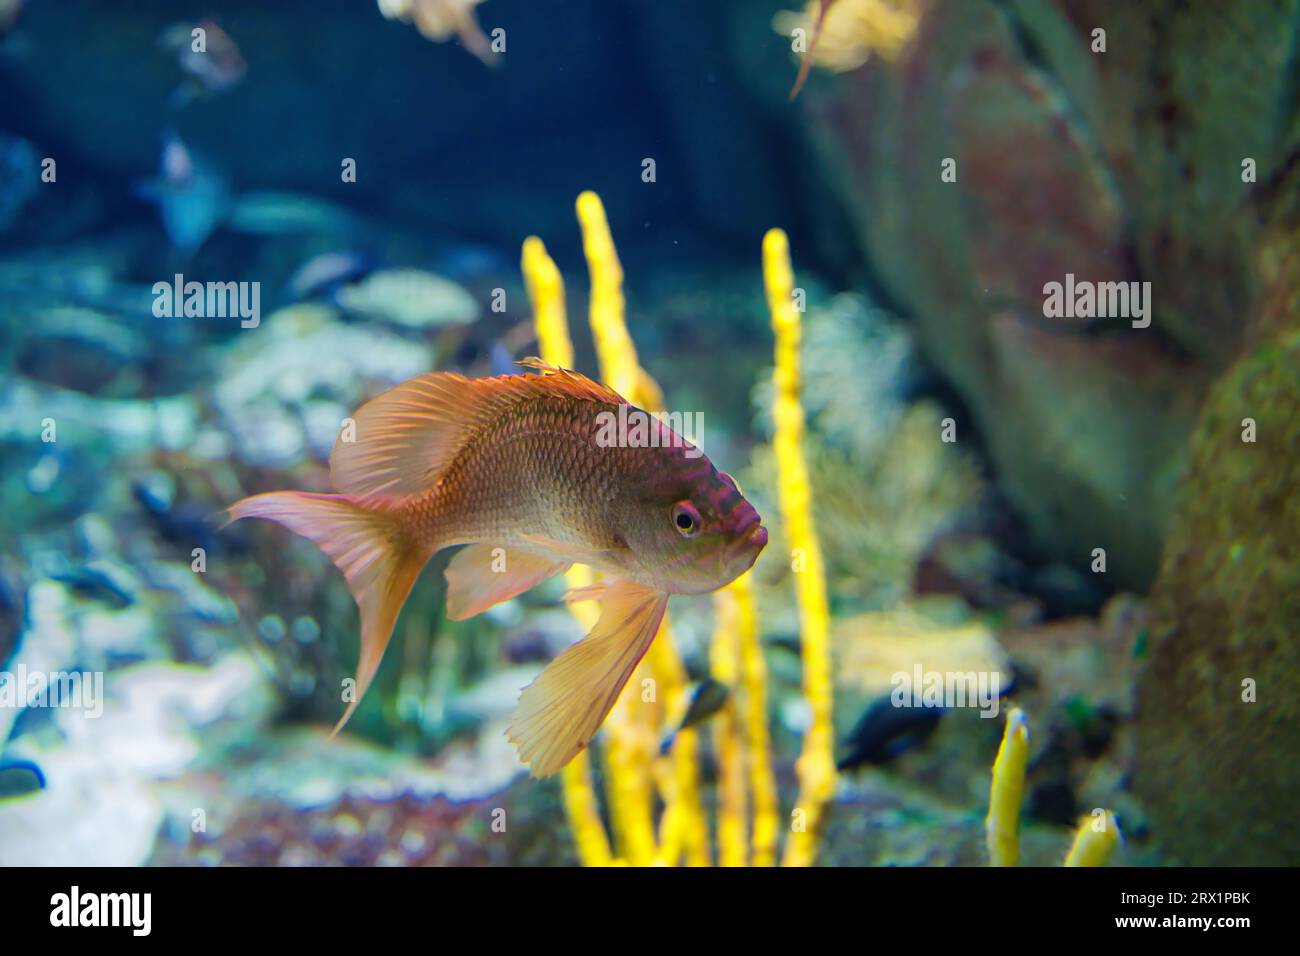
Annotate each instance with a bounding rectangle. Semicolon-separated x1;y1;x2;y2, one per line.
227;492;428;733
329;365;626;502
507;579;668;778
444;544;570;621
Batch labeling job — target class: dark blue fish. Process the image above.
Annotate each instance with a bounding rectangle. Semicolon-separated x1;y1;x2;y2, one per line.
836;695;946;770
660;678;731;755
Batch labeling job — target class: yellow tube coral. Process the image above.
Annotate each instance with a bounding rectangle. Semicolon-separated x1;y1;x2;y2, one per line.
731;570;779;866
650;617;710;867
522;236;573;369
575;190;708;867
1063;810;1121;867
521;235;614;867
560;754;614;867
574;192;658;866
576;192;639;401
986;707;1029;867
764;228;836;868
710;585;749;867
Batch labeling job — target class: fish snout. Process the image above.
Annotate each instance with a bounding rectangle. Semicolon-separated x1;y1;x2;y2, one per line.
724;505;767;573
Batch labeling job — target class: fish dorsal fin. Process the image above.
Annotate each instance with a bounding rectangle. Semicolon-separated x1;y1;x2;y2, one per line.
516;357;628;405
508;579;668;777
330;366;626;501
444;544;571;621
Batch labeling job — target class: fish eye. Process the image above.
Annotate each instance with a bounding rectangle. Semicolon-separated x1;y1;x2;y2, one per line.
671;501;701;538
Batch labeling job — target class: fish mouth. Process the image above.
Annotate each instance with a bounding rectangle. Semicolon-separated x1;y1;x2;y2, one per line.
712;504;766;583
725;519;768;565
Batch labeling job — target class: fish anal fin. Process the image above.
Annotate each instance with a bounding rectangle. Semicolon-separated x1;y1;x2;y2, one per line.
444;544;570;621
508;579;668;778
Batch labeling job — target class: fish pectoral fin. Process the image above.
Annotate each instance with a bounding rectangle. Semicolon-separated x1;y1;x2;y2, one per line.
508;579;668;778
444;544;570;621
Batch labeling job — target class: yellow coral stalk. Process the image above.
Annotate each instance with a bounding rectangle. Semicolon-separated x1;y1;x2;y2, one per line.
575;190;708;867
711;585;749;866
986;707;1030;867
764;229;836;867
560;753;615;867
522;235;615;866
731;570;779;866
576;192;639;400
523;236;573;368
1063;810;1121;867
648;619;711;867
574;192;657;865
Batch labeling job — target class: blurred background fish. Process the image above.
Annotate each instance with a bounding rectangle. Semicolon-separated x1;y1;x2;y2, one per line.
159;17;247;107
131;132;231;254
836;695;945;770
659;677;730;755
378;0;497;66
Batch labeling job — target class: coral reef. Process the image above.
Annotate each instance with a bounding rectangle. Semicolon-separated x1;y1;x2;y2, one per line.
1134;214;1300;864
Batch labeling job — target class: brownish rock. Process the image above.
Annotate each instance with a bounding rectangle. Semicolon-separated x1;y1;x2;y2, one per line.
1134;189;1300;864
805;0;1299;587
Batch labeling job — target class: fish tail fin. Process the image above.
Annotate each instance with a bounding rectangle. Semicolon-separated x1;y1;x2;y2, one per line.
227;491;430;733
508;579;668;778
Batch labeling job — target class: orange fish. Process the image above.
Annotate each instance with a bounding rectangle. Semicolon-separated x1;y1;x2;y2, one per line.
228;360;767;776
789;0;837;100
